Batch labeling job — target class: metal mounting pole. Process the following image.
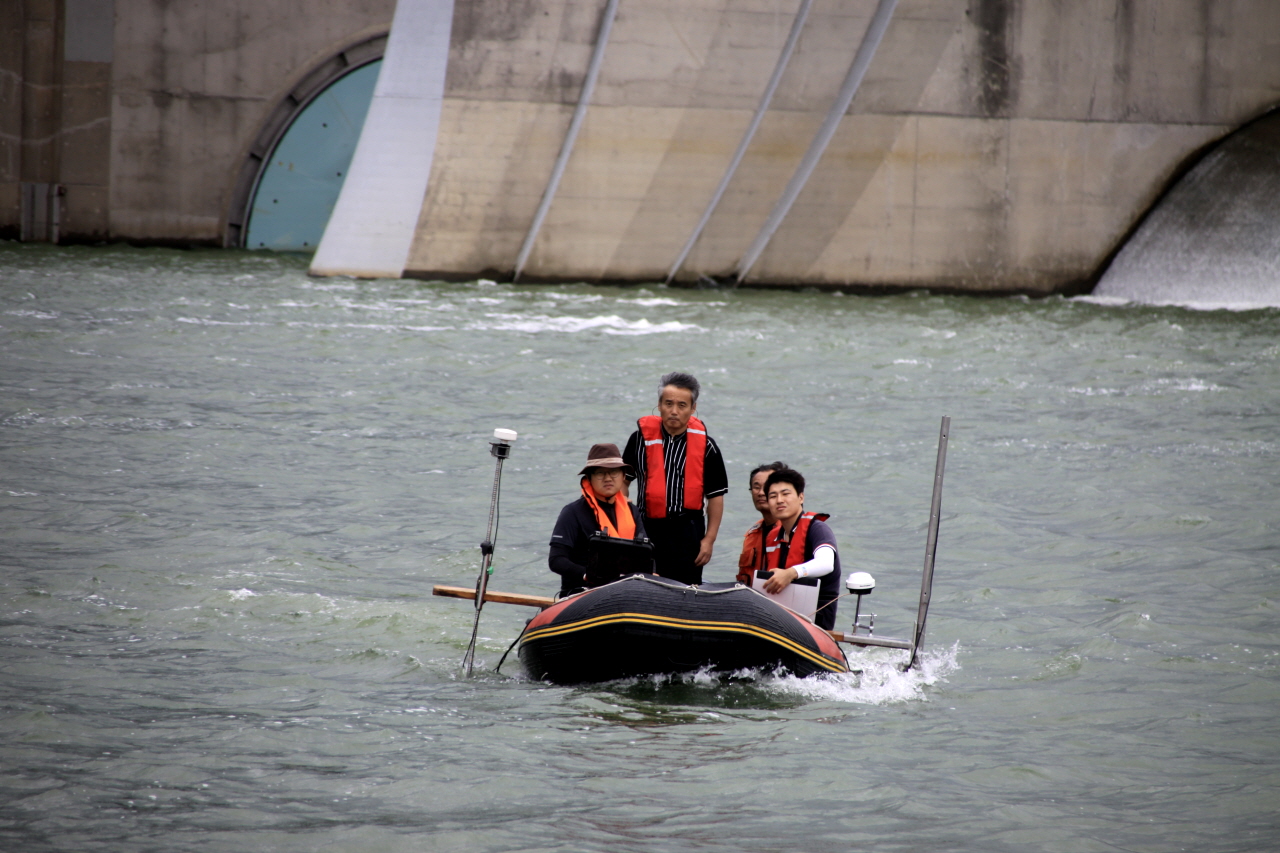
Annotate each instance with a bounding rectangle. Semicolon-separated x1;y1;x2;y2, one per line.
462;430;516;675
905;416;949;671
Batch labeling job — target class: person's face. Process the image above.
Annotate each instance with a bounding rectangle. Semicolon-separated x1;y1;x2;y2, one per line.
750;470;775;514
589;467;625;500
767;482;804;525
658;385;696;435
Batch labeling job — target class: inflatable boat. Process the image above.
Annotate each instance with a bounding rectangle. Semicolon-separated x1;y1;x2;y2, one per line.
441;418;950;682
516;575;849;683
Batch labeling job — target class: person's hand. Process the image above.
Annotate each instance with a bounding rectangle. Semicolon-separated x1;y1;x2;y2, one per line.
762;567;797;594
694;536;715;567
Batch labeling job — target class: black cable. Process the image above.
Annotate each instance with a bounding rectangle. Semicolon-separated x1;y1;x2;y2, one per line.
494;621;528;674
492;462;502;551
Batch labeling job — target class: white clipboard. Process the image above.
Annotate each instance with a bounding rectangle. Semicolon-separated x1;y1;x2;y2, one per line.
751;571;819;622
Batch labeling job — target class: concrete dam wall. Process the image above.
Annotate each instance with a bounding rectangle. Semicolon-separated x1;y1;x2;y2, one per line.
4;0;1280;294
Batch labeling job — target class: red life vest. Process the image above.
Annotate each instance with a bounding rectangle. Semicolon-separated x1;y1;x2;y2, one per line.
637;414;706;517
765;512;831;571
580;480;636;539
737;520;765;584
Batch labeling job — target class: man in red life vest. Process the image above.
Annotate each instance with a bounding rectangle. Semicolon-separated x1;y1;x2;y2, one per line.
737;461;789;584
548;443;649;596
760;467;843;631
622;372;728;585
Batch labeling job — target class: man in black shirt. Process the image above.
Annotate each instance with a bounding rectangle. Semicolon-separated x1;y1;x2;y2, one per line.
622;372;728;585
548;443;649;596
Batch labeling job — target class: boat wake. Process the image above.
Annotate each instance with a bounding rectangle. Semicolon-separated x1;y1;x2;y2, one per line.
598;643;960;707
767;642;961;705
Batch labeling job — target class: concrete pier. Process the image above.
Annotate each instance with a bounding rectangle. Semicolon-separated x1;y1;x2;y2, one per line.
3;1;1280;294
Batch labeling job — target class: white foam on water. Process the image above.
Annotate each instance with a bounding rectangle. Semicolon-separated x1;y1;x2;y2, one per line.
534;292;604;303
298;281;359;291
1076;294;1280;312
608;644;961;706
470;313;702;335
283;321;454;333
766;642;961;705
618;297;681;307
176;317;272;327
5;309;60;319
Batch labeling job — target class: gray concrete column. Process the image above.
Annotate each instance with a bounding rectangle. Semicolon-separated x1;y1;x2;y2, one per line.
310;0;454;279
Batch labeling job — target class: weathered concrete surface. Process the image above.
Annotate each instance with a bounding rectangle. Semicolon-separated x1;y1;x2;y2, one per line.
2;0;1279;294
0;6;32;232
1;0;394;243
404;0;1278;292
108;0;394;242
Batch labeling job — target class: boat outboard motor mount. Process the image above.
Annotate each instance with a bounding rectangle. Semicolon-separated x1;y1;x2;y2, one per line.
846;571;875;636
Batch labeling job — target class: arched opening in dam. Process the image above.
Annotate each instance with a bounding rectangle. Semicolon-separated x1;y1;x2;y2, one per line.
1095;109;1280;310
223;36;386;252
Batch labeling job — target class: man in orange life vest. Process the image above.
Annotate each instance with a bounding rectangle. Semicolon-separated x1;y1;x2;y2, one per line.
548;443;649;596
622;372;728;585
737;460;789;584
759;467;843;631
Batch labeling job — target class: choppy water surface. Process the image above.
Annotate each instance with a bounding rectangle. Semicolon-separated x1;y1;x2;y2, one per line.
2;244;1277;852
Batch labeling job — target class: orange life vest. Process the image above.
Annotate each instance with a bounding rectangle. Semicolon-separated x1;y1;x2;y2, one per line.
580;480;636;539
737;520;766;584
637;414;706;518
765;512;831;571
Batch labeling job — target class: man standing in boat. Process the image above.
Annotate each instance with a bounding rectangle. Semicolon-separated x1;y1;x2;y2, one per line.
622;372;728;585
548;443;650;596
759;467;843;630
737;461;789;584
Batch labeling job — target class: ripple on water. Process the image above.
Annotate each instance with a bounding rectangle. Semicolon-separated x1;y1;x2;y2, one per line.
1;245;1278;852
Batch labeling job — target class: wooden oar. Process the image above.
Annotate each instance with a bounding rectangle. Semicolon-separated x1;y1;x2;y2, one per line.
434;584;555;609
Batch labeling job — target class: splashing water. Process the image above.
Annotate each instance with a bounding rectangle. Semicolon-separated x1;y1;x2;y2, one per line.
582;643;961;709
768;642;961;704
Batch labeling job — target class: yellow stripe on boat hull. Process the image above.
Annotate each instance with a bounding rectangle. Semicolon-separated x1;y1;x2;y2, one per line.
522;611;847;673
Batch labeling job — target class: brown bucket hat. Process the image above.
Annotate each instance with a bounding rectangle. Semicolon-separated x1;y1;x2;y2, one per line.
578;442;634;477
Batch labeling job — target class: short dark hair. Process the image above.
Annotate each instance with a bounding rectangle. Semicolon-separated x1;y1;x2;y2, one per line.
659;371;700;403
763;467;805;497
749;461;789;486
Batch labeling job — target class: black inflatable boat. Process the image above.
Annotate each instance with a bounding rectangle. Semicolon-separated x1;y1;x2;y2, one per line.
517;575;849;684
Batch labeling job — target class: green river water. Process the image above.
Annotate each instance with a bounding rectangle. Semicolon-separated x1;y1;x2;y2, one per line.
2;243;1278;851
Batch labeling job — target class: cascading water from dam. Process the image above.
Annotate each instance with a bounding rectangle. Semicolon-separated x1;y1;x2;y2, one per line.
1094;111;1280;310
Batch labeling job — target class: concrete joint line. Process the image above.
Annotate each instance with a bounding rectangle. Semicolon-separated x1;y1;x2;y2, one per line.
666;0;815;285
735;0;899;284
512;0;621;282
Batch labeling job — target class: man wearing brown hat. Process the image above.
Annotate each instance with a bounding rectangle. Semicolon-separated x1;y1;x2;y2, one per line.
548;443;650;596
